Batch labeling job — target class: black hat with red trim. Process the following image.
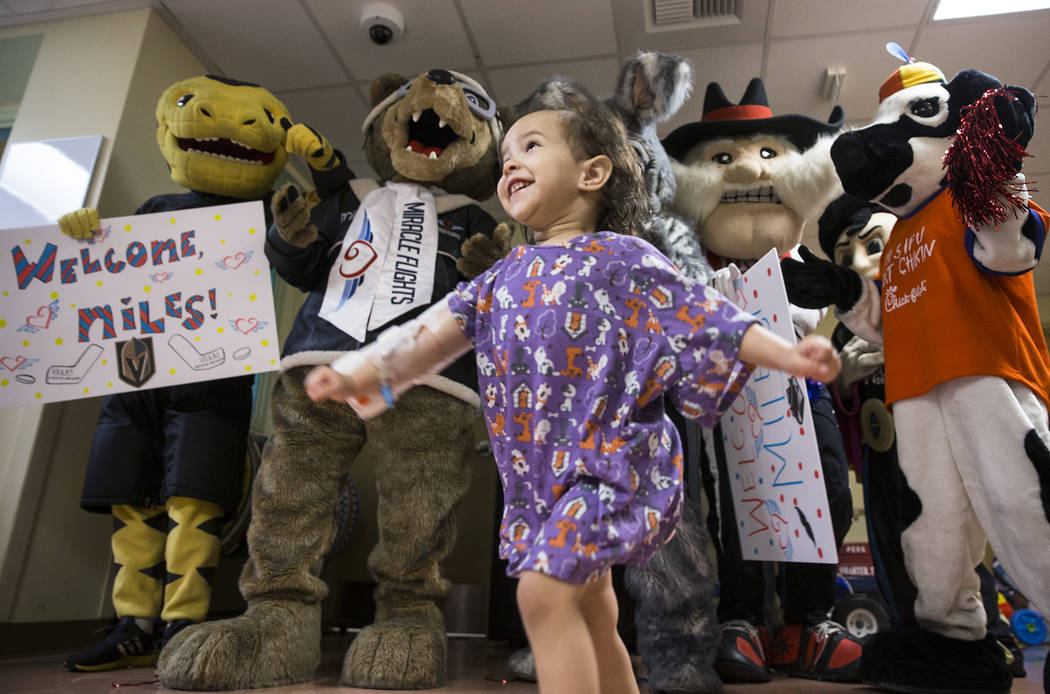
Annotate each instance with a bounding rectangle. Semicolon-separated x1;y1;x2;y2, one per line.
662;77;844;160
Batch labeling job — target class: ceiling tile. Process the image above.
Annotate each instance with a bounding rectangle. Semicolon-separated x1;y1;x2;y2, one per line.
162;0;346;92
766;30;917;125
770;0;927;37
305;0;479;82
485;57;621;109
461;0;617;67
915;12;1050;87
611;0;770;55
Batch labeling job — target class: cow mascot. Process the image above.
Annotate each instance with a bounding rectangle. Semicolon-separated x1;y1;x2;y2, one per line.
782;50;1050;694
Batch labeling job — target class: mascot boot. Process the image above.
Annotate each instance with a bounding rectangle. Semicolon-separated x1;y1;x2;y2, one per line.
159;69;502;691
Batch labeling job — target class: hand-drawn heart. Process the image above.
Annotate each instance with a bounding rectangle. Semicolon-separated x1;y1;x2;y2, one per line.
26;305;52;329
222;252;248;269
235;317;259;334
210;313;218;319
338;240;378;279
120;297;132;305
1;356;26;371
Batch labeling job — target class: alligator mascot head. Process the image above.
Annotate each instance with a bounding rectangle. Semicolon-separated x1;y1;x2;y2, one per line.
156;74;293;199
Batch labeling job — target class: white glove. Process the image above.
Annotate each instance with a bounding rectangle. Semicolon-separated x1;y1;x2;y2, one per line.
710;263;744;307
970;173;1037;273
838;335;884;387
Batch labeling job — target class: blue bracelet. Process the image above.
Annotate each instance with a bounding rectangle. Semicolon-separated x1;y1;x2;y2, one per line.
379;382;396;408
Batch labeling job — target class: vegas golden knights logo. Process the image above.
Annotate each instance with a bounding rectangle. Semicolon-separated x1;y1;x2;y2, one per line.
116;336;155;387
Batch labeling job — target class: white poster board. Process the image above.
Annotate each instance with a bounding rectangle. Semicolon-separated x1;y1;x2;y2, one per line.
719;249;838;564
0;201;280;408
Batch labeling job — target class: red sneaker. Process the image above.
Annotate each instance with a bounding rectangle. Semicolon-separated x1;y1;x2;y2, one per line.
771;620;863;681
715;619;771;683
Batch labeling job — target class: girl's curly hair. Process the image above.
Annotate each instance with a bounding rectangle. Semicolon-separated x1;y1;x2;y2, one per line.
510;82;648;237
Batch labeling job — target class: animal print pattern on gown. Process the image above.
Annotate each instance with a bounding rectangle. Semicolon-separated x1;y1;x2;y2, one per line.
448;231;756;583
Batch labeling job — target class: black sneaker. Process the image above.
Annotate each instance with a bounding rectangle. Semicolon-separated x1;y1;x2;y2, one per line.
159;619;196;653
64;616;158;672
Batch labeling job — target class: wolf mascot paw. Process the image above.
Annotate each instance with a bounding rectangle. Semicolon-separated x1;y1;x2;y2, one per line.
158;70;502;692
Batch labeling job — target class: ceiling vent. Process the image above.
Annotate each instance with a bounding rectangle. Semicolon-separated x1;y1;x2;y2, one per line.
645;0;743;32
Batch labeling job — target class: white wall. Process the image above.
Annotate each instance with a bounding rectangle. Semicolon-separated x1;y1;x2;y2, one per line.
0;8;206;623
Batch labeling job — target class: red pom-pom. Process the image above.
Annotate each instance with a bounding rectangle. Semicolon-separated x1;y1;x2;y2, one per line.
943;87;1032;228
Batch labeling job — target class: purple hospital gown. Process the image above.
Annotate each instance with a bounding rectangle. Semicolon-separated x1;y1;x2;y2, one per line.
447;231;757;583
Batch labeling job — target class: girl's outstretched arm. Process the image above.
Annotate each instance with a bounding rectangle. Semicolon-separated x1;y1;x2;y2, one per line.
738;325;841;384
304;297;472;417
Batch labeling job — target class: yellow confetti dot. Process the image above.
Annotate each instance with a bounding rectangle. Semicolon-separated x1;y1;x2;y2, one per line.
23;239;31;245
83;388;89;394
170;368;176;375
0;319;5;328
21;340;29;347
249;228;257;234
55;338;63;346
170;218;177;224
269;359;275;365
214;214;222;221
2;291;7;296
1;379;7;386
144;286;151;293
124;224;132;232
70;304;77;309
194;335;200;342
50;291;58;300
261;340;269;347
249;294;257;301
254;269;259;276
221;239;227;245
245;365;252;372
102;359;108;365
107;381;113;387
227;292;233;298
96;280;103;287
217;327;225;334
34;392;41;399
195;268;203;276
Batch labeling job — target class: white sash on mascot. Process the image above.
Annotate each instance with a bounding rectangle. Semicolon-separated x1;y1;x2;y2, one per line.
319;182;437;341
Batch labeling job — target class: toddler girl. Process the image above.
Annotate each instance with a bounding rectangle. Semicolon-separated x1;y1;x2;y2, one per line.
305;93;840;694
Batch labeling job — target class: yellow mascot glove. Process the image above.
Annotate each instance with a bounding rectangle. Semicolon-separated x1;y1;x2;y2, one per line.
281;120;338;171
57;207;100;240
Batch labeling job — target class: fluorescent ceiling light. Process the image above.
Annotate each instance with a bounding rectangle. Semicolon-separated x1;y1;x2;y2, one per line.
934;0;1050;20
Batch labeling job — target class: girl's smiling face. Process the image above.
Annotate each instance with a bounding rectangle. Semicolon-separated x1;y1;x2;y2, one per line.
498;110;587;236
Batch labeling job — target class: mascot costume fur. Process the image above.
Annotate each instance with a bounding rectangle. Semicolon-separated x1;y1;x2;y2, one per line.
158;68;501;691
662;78;864;683
501;51;724;694
60;75;339;672
782;51;1050;694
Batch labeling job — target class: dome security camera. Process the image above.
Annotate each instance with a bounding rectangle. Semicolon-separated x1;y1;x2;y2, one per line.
361;3;404;46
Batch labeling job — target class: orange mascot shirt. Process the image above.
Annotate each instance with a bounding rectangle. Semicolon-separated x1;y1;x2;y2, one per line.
880;188;1050;407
